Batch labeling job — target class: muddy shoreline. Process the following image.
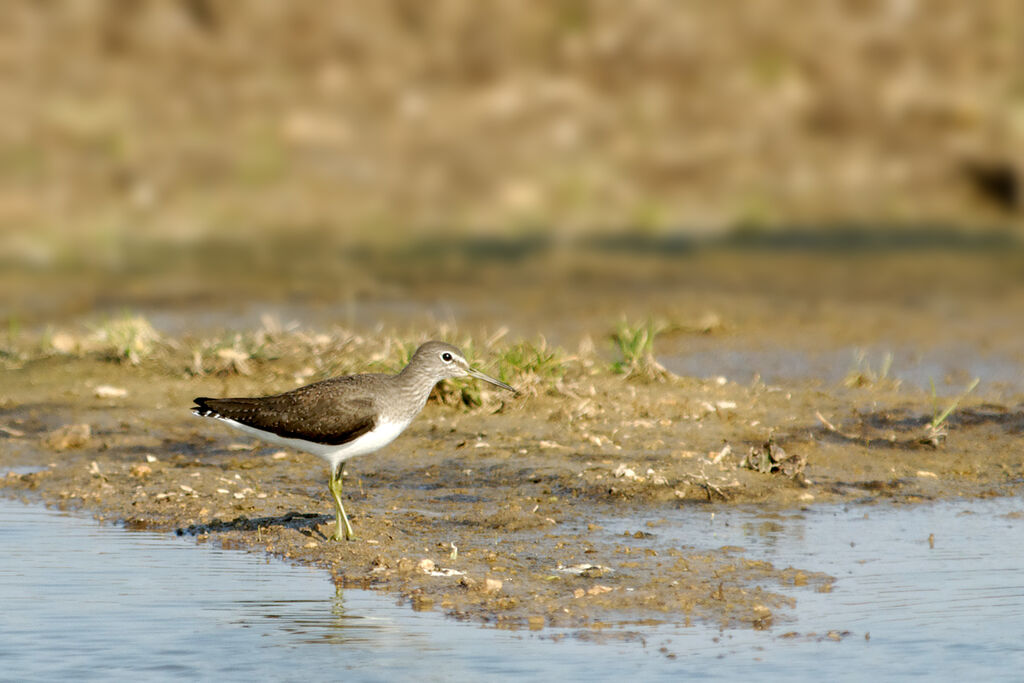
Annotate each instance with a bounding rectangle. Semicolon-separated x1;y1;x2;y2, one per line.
3;332;1021;632
3;246;1023;632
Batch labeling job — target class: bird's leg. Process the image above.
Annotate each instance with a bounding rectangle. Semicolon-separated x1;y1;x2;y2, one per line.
328;465;355;541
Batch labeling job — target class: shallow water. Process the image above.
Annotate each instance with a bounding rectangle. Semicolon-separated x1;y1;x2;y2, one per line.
600;497;1024;677
661;345;1024;394
1;496;1022;680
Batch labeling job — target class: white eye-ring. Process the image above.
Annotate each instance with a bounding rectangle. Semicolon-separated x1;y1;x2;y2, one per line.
441;352;454;362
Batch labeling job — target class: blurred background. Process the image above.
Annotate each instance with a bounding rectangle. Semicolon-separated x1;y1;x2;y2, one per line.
1;0;1022;334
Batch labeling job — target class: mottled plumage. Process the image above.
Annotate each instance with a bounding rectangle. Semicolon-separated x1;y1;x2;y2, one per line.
192;341;515;540
194;376;385;447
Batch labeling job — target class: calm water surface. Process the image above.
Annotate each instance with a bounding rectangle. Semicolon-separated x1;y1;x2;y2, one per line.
1;496;1022;681
661;345;1024;394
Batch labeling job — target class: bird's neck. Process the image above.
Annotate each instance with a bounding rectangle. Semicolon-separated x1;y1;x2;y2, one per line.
393;364;442;419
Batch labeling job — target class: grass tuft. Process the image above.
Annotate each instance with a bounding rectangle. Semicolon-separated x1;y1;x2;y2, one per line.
610;318;670;381
842;349;898;389
920;377;980;447
90;314;162;365
496;337;567;397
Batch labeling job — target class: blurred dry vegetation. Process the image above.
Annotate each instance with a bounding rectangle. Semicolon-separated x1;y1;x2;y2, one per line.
1;0;1022;266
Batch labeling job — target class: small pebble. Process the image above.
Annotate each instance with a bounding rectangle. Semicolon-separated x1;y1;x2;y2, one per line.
129;464;152;478
94;385;127;399
49;332;76;353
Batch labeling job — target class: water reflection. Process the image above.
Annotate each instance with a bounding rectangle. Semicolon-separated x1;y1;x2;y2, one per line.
603;498;1024;678
2;496;1023;680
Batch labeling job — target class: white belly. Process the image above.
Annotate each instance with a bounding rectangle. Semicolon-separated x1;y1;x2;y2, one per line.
213;417;411;471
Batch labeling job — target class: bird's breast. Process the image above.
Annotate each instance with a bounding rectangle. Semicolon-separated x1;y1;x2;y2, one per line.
340;418;412;458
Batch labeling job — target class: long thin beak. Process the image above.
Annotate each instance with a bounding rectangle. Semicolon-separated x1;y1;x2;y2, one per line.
468;368;517;393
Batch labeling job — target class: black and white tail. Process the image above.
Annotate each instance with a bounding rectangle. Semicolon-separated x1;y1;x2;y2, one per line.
192;397;224;419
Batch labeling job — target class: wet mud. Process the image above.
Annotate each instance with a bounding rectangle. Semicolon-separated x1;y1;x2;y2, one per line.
2;247;1023;631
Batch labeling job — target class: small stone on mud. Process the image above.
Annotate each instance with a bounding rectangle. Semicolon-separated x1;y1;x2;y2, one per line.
483;578;503;594
418;558;436;573
129;464;152;478
94;385;127;399
710;443;732;464
46;423;91;451
613;464;640;480
528;615;545;630
271;451;288;460
573;588;585;599
744;437;807;479
587;585;614;596
145;454;158;463
556;563;614;578
427;567;466;577
304;541;318;548
49;332;77;354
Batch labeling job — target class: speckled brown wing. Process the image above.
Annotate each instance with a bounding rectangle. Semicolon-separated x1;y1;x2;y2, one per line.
192;376;381;446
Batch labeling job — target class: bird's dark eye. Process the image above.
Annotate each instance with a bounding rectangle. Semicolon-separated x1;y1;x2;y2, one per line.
441;352;453;362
